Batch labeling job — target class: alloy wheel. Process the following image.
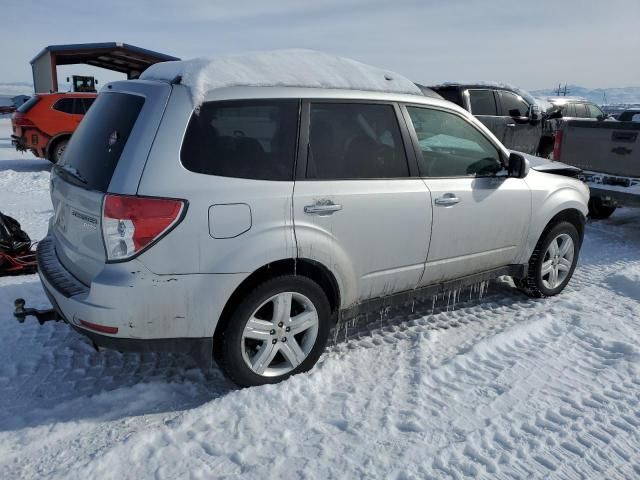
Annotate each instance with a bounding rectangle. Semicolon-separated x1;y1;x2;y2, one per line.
241;292;319;377
541;233;574;289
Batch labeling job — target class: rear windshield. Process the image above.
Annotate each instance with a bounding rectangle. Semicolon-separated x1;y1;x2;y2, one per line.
17;96;39;113
59;92;144;191
181;99;299;181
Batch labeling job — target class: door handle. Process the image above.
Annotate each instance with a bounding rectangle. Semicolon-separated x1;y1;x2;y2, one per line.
506;123;516;127
434;194;461;206
304;201;343;215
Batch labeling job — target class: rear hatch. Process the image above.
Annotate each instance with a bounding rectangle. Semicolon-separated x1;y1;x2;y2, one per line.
12;95;40;137
50;80;171;285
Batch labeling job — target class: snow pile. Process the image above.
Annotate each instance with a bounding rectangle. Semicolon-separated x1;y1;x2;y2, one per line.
141;49;422;108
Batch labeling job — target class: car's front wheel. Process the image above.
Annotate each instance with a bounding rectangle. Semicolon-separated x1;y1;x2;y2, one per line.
219;276;331;387
518;221;581;298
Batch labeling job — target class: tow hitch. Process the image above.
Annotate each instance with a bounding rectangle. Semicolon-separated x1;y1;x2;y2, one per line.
13;298;61;325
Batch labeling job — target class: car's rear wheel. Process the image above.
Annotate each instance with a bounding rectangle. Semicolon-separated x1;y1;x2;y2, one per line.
518;221;580;298
218;276;331;387
49;138;68;164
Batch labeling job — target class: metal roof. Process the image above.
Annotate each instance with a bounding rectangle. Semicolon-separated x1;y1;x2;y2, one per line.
31;42;180;77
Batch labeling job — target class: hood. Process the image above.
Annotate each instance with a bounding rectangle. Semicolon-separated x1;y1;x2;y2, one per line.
513;151;582;177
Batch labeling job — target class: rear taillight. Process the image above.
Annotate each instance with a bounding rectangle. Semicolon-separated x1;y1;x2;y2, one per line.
553;131;563;160
102;194;186;262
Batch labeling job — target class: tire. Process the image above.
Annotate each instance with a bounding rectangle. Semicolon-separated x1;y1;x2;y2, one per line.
517;221;580;298
49;139;68;164
218;275;331;387
588;197;616;220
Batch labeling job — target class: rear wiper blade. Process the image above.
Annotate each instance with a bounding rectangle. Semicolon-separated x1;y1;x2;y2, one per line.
54;164;87;184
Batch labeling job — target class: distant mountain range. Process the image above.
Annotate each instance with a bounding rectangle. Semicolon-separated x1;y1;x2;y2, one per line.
0;82;33;96
530;85;640;105
2;81;640;106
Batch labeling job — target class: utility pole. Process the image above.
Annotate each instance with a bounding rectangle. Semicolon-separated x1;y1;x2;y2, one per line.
556;83;570;96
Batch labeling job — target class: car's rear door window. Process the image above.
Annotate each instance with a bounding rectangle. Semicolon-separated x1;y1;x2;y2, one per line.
306;103;409;179
181;100;299;181
468;89;498;116
58;92;145;191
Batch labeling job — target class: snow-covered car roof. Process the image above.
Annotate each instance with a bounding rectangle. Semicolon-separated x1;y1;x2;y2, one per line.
141;49;423;108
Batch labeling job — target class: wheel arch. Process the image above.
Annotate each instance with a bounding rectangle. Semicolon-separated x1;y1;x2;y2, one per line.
46;132;72;161
213;258;341;350
546;208;586;242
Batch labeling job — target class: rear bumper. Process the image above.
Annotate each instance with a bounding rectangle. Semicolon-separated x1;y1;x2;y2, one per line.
37;235;246;356
10;134;27;152
41;280;212;361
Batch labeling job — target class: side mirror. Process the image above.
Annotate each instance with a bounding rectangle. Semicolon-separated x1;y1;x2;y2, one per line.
596;113;609;121
529;104;540;122
509;108;531;124
508;152;529;178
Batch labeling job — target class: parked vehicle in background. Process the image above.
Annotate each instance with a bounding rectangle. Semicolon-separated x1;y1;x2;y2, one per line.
554;118;640;218
618;109;640;122
547;97;609;121
424;83;546;155
11;92;96;162
602;104;640;119
26;51;589;387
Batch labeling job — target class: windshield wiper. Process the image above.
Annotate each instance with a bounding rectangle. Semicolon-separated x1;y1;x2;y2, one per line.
54;164;87;184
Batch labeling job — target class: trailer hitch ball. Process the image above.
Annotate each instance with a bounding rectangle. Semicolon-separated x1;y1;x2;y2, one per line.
14;298;26;323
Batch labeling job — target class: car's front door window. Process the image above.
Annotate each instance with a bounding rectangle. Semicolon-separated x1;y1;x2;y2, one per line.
587;104;604;119
406;106;503;178
499;91;529;118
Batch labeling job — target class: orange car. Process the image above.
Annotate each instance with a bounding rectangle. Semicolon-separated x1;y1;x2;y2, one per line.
11;92;96;163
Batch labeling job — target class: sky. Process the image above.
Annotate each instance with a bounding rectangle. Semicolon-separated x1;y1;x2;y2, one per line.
2;0;640;91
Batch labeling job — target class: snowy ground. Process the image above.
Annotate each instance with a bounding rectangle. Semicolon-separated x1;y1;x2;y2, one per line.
1;117;640;479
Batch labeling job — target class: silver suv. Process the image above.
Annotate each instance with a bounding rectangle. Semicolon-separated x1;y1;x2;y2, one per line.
39;59;589;387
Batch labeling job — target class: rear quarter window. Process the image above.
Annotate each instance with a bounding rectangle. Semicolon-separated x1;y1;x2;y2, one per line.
181;99;299;181
58;92;145;192
52;98;75;114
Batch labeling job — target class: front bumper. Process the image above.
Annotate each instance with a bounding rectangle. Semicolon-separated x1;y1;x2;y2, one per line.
37;236;245;362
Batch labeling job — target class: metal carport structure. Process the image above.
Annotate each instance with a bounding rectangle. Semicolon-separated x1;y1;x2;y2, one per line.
30;42;180;93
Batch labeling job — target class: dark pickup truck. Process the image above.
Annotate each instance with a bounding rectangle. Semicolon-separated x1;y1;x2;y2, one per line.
554;119;640;218
422;83;552;156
